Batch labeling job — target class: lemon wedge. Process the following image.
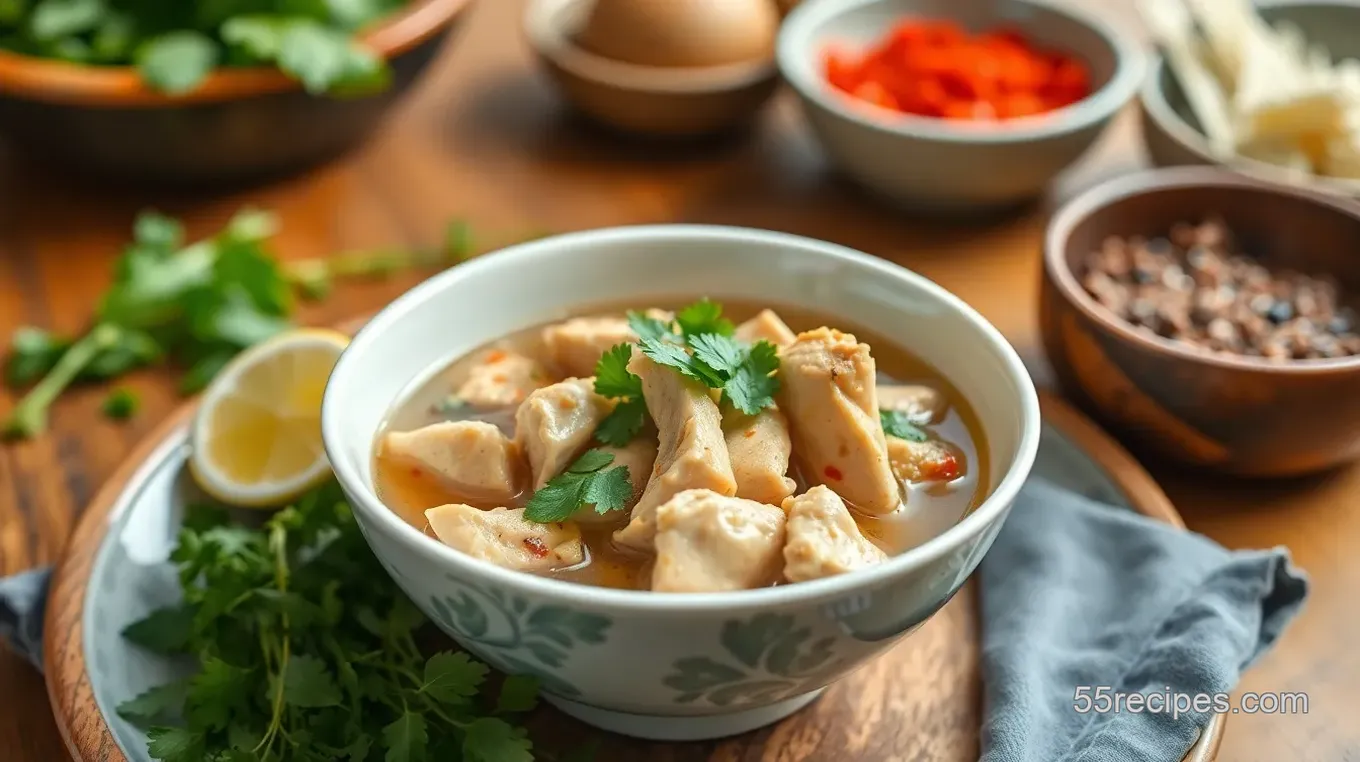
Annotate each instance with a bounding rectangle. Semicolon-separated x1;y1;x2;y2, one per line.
189;328;349;507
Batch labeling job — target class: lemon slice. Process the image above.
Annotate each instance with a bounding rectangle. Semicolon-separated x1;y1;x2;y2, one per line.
189;328;349;507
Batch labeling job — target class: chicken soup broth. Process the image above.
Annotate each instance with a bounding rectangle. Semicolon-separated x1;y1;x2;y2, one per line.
374;300;989;592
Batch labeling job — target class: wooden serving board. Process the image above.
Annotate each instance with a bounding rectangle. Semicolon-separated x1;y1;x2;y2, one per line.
43;323;1223;762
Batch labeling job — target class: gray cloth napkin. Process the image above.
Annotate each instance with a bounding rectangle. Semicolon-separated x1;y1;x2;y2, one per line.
0;478;1307;762
980;478;1307;762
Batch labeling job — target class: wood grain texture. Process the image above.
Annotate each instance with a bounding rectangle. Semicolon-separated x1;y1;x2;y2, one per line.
0;0;1348;760
42;385;1220;762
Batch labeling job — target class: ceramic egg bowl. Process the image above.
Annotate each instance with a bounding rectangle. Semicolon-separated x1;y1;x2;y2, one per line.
524;0;780;138
1041;167;1360;478
322;225;1041;741
1141;0;1360;198
777;0;1145;213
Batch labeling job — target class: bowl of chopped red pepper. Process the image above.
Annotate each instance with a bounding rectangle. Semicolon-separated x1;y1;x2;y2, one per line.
777;0;1144;212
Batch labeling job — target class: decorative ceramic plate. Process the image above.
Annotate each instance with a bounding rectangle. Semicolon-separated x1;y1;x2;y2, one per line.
44;393;1224;762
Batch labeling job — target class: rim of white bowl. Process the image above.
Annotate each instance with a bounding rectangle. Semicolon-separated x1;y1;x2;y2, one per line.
322;225;1042;615
776;0;1146;143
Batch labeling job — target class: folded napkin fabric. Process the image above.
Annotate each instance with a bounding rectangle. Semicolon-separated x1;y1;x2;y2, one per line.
980;478;1307;762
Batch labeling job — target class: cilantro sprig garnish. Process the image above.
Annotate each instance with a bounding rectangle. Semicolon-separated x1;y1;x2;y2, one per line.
116;479;576;762
631;300;780;416
880;409;928;442
523;449;633;524
2;212;529;441
591;343;649;447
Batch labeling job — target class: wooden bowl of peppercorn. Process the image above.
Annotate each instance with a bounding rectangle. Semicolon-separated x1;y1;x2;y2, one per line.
1040;166;1360;477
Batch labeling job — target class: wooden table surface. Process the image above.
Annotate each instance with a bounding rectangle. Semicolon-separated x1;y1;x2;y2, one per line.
1;1;1355;760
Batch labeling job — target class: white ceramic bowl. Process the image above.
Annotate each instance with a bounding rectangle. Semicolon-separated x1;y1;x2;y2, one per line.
777;0;1145;212
322;225;1041;741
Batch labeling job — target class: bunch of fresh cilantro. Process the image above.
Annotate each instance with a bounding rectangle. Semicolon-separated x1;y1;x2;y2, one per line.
117;478;577;762
1;209;479;441
0;0;409;95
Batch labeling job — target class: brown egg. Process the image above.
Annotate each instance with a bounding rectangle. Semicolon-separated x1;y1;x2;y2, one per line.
576;0;779;68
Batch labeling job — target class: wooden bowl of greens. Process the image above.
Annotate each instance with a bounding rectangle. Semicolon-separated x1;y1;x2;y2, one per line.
0;0;474;186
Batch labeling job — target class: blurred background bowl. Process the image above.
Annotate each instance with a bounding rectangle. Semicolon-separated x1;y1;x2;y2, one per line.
776;0;1144;213
1040;166;1360;478
1140;0;1360;198
0;0;474;187
524;0;780;139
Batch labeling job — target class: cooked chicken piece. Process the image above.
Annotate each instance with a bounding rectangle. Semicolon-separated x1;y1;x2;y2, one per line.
426;505;584;572
514;378;611;489
455;349;548;408
723;407;796;504
735;309;797;346
651;490;786;592
777;328;902;514
887;436;964;483
576;437;659;525
613;352;737;551
541;316;636;378
382;421;521;503
877;384;948;424
782;486;888;582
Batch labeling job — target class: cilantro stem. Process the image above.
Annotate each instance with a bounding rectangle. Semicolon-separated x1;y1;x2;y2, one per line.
254;522;292;759
2;324;121;440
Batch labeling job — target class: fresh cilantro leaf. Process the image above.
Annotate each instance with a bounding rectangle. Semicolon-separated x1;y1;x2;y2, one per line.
639;337;722;387
496;675;539;713
419;651;488;704
583;466;631;515
146;726;205;762
593;397;647;447
185;657;252;731
221;15;286;60
722;340;781;415
383;710;428;762
689;333;744;377
880;409;928;442
84;328;161;380
463;717;533;762
282;654;341;708
676;298;734;337
133;211;184;252
626;311;676;344
5;327;70;386
277;20;386;95
102;387;139;420
521;479;585;524
137;31;219;94
91;12;135;62
29;0;103;41
179;349;236;394
117;680;190;725
123;604;195;654
567;449;614;474
592;343;641;399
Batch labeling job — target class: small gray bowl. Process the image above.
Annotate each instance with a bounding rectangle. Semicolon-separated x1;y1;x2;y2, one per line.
777;0;1145;213
1141;0;1360;197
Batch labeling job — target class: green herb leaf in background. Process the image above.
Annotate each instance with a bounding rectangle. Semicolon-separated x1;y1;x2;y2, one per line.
102;387;139;420
137;31;219;95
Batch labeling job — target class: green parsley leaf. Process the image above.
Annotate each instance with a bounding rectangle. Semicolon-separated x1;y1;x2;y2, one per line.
221;15;286;60
117;680;190;725
133;210;184;252
521;479;585;524
137;31;219;95
676;298;734;337
463;717;533;762
567;448;614;474
419;651;488;704
29;0;103;42
123;604;195;654
723;340;781;415
496;675;540;713
146;726;205;762
102;387;139;420
593;397;647;447
383;710;428;762
639;336;723;387
282;654;341;708
592;343;642;399
626;310;677;344
689;333;744;377
277;20;386;95
880;409;928;442
523;450;631;523
185;657;252;731
584;465;632;515
4;327;70;387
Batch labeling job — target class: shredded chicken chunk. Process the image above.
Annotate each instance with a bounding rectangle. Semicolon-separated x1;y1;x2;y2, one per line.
613;352;737;551
576;437;658;525
426;505;583;572
514;378;610;489
382;421;521;503
651;490;786;592
777;328;901;514
723;407;796;504
878;384;948;424
455;349;548;407
887;436;964;483
782;486;888;582
735;309;797;346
